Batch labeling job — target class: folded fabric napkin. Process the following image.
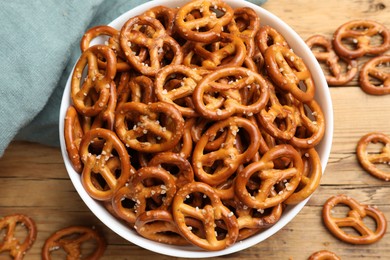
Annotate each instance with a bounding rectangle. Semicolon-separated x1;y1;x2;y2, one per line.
0;0;267;157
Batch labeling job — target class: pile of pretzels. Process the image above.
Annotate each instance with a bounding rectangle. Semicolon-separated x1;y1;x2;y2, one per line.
0;214;106;259
64;0;326;251
306;20;390;94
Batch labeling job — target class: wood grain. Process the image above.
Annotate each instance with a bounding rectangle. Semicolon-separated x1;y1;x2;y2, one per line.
1;0;390;259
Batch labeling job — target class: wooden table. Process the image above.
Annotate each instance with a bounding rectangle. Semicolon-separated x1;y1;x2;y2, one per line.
1;0;390;259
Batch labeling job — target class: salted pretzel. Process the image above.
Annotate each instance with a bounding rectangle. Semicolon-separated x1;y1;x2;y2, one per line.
308;250;341;260
143;6;176;36
252;49;265;72
120;15;183;76
189;117;229;152
134;118;193;161
172;182;239;251
64;106;84;173
132;166;176;212
243;55;261;73
115;101;185;153
41;226;106;260
211;176;236;200
81;25;120;52
170;119;194;159
174;0;234;43
0;214;37;259
111;185;138;225
285;148;322;204
134;209;190;245
333;20;390;59
180;44;198;68
322;194;387;244
155;64;203;117
244;118;276;159
226;7;260;57
359;55;390;95
79;128;133;201
89;81;117;131
230;205;282;241
224;191;283;232
72;79;117;132
257;126;278;154
289;99;326;149
80;25;131;72
148;152;194;188
235;144;303;209
256;25;289;55
356;132;390;181
111;165;177;224
192;116;261;186
189;118;211;144
112;166;176;224
306;34;358;85
117;72;156;105
265;44;315;102
193;66;269;120
68;84;117;153
257;80;297;140
71;44;117;117
193;33;247;69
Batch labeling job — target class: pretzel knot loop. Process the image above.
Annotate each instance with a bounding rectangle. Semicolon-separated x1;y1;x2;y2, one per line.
322;194;387;244
192;116;261;186
172;182;239;251
235;144;303;209
115;101;185;153
79;128;133;201
0;214;37;259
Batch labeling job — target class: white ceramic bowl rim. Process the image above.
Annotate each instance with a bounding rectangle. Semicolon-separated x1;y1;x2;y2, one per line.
59;0;334;258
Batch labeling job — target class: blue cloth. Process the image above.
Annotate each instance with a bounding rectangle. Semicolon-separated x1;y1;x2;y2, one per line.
0;0;267;156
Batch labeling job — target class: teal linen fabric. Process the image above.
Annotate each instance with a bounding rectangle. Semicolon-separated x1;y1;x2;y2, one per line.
0;0;267;156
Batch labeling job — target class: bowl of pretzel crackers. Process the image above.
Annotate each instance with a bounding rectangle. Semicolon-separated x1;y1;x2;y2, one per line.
59;0;333;257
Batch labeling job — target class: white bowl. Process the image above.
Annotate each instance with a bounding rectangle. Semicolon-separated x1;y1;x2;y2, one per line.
59;0;334;257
